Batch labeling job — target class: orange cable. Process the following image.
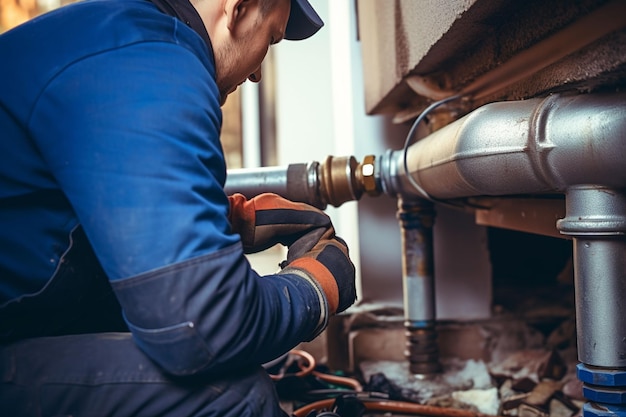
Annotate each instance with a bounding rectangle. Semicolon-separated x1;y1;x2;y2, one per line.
268;349;316;381
293;398;503;417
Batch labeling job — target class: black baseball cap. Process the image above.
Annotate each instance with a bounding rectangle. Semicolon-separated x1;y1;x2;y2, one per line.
285;0;324;40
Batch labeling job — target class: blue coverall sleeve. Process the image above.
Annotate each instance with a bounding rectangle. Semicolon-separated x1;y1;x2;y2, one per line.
28;41;325;375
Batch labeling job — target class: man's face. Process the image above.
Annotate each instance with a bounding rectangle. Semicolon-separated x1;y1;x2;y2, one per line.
214;0;290;105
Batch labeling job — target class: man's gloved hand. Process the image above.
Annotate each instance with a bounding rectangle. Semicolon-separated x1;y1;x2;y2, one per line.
281;226;356;314
228;193;356;314
228;193;332;254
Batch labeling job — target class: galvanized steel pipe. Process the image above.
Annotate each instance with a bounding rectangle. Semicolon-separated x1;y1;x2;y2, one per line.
397;196;441;374
227;93;626;203
378;93;626;199
224;156;365;209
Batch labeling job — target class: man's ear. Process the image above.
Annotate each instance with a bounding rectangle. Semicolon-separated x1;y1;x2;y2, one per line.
224;0;258;33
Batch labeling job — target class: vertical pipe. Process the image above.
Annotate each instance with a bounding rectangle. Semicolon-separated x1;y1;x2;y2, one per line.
557;186;626;417
397;196;441;374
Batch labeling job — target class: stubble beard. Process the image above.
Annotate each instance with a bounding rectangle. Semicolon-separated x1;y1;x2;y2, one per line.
214;36;248;106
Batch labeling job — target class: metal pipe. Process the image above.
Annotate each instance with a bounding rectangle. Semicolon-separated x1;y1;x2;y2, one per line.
227;93;626;203
225;92;626;386
224;162;319;205
224;156;366;209
397;196;441;374
560;186;626;366
557;186;626;416
380;93;626;199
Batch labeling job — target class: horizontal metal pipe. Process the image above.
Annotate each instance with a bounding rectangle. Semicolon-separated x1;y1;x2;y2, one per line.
225;156;363;209
224;162;325;208
382;93;626;199
225;165;291;197
226;93;626;204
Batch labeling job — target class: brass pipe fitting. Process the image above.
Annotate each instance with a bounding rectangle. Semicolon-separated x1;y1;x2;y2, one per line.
317;154;381;208
355;154;380;197
318;155;362;207
225;154;383;209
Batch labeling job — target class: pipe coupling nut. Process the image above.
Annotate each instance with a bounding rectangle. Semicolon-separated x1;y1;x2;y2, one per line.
360;155;378;195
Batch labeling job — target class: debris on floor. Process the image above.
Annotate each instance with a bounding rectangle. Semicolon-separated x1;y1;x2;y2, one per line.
280;282;581;416
358;345;582;417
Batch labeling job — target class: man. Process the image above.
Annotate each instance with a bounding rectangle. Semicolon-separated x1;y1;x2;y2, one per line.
0;0;357;415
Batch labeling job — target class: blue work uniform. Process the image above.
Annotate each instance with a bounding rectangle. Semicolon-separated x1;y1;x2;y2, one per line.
0;0;325;415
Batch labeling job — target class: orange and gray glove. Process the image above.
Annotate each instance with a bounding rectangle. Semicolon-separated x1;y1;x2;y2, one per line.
228;193;356;314
228;193;334;254
280;225;356;314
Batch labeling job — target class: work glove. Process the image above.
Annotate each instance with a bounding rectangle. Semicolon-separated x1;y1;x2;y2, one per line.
228;193;333;254
281;226;356;314
228;193;357;314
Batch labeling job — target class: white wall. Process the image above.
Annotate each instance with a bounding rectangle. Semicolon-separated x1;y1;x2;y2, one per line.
260;0;493;320
272;0;364;299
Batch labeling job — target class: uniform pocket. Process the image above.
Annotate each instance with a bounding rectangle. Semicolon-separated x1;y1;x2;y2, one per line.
125;317;213;376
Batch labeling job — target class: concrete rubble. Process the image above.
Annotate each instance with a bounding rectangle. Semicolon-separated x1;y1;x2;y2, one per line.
359;318;582;417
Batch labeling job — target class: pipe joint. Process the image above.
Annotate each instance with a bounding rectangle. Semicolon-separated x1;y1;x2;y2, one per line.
355;154;381;197
317;155;362;207
397;198;436;229
558;186;626;236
